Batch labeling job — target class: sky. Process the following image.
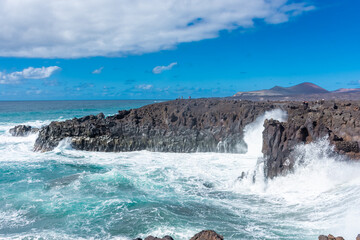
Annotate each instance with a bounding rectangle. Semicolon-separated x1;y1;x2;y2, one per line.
0;0;359;100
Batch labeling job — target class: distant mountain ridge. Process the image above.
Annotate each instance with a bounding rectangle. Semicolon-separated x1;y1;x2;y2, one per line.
234;82;329;97
232;82;360;101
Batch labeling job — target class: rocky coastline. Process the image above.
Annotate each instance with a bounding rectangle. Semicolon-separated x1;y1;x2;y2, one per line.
262;100;360;178
136;231;359;240
33;99;279;153
134;230;223;240
10;98;360;179
135;233;360;240
9;98;360;239
318;234;360;240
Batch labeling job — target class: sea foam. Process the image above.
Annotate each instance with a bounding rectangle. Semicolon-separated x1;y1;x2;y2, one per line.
0;110;359;239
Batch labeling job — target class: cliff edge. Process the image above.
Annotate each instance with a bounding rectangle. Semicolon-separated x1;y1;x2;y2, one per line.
34;99;278;153
263;101;360;178
30;99;360;179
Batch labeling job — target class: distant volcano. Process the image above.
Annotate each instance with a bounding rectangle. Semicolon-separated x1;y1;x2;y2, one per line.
232;82;360;101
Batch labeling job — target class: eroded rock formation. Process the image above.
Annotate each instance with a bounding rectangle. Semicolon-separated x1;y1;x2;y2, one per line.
189;230;224;240
33;99;278;153
262;101;360;178
139;236;174;240
134;230;222;240
318;234;345;240
14;98;359;179
9;125;39;137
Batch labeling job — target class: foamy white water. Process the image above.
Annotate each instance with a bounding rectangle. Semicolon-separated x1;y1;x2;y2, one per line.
1;103;359;239
243;109;287;157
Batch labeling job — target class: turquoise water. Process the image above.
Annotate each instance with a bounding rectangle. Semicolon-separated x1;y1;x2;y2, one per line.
0;100;157;126
0;101;360;239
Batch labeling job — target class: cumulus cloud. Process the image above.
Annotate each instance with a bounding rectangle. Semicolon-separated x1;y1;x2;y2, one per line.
0;0;314;58
136;84;153;90
0;66;60;84
152;62;178;74
92;67;104;74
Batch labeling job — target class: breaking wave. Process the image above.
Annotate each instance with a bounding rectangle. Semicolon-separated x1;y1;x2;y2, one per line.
0;108;359;239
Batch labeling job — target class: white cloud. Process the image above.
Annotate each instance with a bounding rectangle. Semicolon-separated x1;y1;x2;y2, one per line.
152;62;178;74
92;67;104;74
0;66;60;84
0;0;314;58
136;84;153;90
22;66;61;79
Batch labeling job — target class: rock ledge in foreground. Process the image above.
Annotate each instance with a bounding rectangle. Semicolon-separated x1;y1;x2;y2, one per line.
134;230;222;240
189;230;224;240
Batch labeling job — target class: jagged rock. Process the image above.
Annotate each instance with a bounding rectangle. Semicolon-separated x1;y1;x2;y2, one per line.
144;236;173;240
335;141;359;153
357;234;360;240
9;125;39;137
262;119;293;179
318;234;345;240
135;230;222;240
262;100;360;178
34;99;277;152
190;230;223;240
32;98;360;179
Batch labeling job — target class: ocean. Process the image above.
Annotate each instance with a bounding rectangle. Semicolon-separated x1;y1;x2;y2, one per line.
0;100;359;240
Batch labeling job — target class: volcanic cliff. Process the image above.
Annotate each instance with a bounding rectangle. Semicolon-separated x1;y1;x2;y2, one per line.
33;99;278;153
262;100;360;178
11;98;358;179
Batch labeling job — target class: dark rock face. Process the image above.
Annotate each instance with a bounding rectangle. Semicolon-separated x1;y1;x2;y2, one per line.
318;234;344;240
262;101;360;178
189;230;224;240
9;125;39;137
33;98;360;180
143;236;174;240
34;99;278;153
134;230;222;240
262;119;293;179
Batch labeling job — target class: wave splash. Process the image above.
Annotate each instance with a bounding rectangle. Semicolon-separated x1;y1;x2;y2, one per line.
238;110;360;239
243;109;287;157
0;110;360;239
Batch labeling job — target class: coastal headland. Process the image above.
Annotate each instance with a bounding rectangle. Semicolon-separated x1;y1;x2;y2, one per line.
8;97;360;239
10;98;360;179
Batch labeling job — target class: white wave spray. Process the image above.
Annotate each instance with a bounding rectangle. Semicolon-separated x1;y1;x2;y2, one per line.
1;109;360;239
237;110;360;239
243;109;287;157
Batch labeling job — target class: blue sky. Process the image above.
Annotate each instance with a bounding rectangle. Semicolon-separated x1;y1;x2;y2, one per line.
0;0;359;100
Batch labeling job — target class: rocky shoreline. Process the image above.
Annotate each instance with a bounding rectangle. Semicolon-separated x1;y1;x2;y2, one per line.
10;98;360;179
318;234;360;240
9;98;360;239
262;100;360;178
135;230;223;240
134;231;360;240
33;99;279;153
